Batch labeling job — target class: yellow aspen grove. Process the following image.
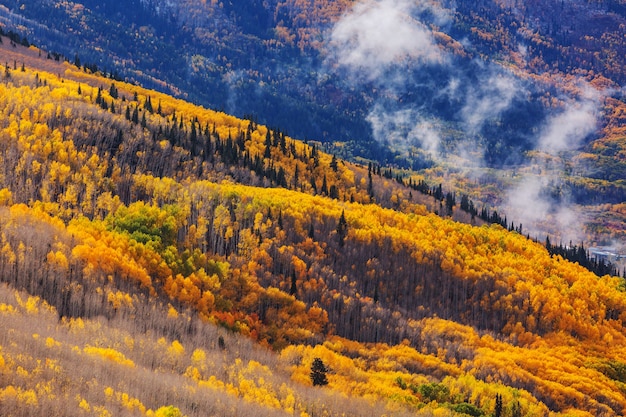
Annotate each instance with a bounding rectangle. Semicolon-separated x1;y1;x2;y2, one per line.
0;48;623;417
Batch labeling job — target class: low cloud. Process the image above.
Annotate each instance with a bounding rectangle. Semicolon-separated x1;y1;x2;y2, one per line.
505;176;552;226
367;105;442;158
504;174;587;243
503;80;604;242
323;0;608;246
536;86;600;153
325;0;447;82
323;0;527;165
460;68;521;136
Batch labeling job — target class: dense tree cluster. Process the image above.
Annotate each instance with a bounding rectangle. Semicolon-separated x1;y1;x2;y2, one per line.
0;56;625;416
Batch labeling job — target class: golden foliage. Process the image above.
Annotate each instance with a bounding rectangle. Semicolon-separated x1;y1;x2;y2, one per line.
0;54;624;417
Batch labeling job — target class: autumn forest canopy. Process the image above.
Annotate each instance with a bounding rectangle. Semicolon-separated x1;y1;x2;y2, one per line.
0;0;625;416
0;0;623;246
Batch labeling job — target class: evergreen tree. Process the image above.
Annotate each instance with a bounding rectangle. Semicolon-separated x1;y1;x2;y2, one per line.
277;167;287;187
290;270;297;296
145;96;153;113
433;183;443;201
293;164;299;188
445;192;456;213
336;210;348;248
310;358;329;386
329;185;339;200
310;176;317;194
109;83;118;99
190;122;198;151
279;132;287;154
321;175;328;195
330;154;338;172
495;393;503;417
264;129;272;158
95;87;103;105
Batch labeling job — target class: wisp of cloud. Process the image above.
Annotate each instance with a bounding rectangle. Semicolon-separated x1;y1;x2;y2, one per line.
367;105;442;157
460;68;520;136
503;80;603;242
325;0;446;82
536;86;600;153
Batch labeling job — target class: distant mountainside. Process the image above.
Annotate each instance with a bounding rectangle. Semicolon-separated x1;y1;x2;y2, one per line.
0;0;623;157
0;0;624;249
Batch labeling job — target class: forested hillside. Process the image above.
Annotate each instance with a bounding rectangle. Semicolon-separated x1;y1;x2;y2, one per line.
0;0;624;251
0;40;626;416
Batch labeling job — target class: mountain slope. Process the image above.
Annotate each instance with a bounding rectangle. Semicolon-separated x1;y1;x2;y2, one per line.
0;0;624;250
2;0;623;160
0;41;626;416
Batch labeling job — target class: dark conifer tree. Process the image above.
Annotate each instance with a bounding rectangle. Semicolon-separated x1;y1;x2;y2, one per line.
279;132;287;154
95;87;102;105
336;210;348;248
109;83;118;99
321;175;328;196
329;185;339;200
310;358;329;386
264;129;272;159
495;393;503;417
290;270;297;296
293;164;299;188
310;176;317;194
330;154;338;172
